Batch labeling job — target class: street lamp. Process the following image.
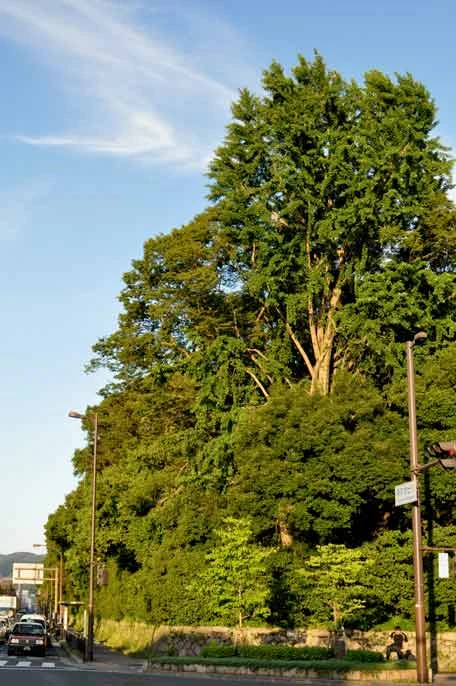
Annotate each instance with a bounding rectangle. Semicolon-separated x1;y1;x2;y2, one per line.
405;332;428;683
68;409;98;662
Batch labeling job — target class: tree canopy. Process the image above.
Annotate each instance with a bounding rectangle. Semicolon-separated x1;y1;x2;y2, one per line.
45;53;456;631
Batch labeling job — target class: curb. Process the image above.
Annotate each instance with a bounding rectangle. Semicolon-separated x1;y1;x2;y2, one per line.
146;663;417;683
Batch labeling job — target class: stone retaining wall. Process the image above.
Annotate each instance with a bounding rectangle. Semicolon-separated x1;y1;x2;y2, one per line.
97;620;456;672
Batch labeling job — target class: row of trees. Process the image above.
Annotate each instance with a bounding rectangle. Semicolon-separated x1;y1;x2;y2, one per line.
45;53;456;630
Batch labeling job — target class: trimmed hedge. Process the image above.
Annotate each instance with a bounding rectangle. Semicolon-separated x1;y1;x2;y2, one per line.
200;643;385;664
201;641;334;660
344;649;385;663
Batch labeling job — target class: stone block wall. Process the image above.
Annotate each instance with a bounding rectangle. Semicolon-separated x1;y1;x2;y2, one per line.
97;619;456;671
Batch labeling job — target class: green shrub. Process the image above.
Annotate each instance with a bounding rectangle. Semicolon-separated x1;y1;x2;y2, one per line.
201;643;334;661
200;643;384;664
344;649;385;663
237;644;334;660
201;641;237;658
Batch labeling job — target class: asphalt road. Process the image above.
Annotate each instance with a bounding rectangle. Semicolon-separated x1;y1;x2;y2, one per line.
1;639;285;685
0;634;71;667
0;661;282;686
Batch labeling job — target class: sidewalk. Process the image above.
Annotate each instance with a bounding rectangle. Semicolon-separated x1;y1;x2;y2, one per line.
62;637;148;672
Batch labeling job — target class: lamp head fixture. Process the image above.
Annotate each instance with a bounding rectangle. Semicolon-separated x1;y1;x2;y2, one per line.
413;331;427;344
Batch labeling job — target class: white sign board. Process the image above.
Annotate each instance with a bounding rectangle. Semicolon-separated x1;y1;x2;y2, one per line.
438;553;450;578
394;480;417;506
12;562;44;585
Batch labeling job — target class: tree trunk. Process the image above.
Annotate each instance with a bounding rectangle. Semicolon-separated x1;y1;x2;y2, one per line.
309;283;341;395
277;505;294;546
311;325;336;395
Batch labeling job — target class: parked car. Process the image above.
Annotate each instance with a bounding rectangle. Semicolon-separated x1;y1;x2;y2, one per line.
7;622;46;657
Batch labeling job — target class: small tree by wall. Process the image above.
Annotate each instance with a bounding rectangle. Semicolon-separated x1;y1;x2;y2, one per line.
292;544;370;630
188;517;273;628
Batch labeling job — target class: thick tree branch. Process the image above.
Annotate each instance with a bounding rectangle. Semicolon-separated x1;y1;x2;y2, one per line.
284;320;315;381
246;369;270;399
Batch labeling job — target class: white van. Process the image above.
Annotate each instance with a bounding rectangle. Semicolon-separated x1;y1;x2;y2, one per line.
19;614;47;623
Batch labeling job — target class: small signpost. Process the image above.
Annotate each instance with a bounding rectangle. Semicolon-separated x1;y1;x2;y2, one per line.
438;552;450;578
394;480;417;506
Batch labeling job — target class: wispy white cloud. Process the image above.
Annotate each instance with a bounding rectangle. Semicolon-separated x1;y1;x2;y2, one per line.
0;178;53;240
0;0;252;167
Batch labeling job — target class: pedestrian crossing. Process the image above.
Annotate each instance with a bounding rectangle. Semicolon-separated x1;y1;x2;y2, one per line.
0;658;56;668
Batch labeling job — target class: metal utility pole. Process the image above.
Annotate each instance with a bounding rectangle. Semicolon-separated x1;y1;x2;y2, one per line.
406;333;428;683
33;544;64;622
59;552;64;622
87;411;98;662
54;566;59;618
69;409;98;662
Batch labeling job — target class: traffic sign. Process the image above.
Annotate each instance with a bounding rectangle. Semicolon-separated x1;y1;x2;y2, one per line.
394;480;417;506
438;552;450;578
12;562;44;585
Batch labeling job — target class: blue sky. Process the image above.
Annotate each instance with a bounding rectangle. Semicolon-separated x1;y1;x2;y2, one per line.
0;0;455;554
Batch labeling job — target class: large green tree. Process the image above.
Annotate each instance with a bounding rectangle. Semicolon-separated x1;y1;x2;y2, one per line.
208;53;455;394
226;372;408;547
45;53;456;631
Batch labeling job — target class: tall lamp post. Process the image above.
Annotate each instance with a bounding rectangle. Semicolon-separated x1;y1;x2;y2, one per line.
405;332;428;684
69;409;98;662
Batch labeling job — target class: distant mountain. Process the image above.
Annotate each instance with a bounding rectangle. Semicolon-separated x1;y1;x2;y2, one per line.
0;553;44;579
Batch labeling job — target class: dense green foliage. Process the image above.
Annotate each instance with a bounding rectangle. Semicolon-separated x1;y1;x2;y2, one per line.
45;53;456;632
200;644;384;664
188;517;272;627
201;642;335;660
344;650;385;663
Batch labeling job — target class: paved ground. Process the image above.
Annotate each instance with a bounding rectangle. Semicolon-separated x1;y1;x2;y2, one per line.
62;637;147;672
63;639;456;683
0;635;78;671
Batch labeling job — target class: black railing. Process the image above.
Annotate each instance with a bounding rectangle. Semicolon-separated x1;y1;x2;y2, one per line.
63;628;86;658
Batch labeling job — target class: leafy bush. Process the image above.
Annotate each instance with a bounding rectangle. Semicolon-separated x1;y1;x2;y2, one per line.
238;644;334;660
344;649;384;663
200;642;334;660
201;641;237;658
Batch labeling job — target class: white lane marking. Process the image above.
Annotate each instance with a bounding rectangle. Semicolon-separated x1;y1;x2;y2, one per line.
42;662;56;668
17;660;32;667
0;660;8;666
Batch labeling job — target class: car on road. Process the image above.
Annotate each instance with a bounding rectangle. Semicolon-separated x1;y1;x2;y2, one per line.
7;621;46;657
18;615;51;648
